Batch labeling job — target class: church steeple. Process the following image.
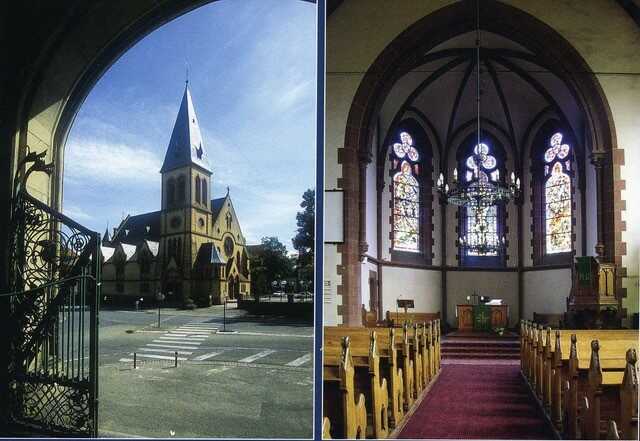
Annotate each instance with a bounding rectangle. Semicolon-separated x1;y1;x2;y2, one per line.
160;84;211;174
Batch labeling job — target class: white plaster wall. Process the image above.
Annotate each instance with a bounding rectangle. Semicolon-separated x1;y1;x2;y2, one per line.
585;159;598;256
522;154;534;266
522;268;572;319
323;243;342;326
381;266;441;317
381;155;392;260
361;259;378;311
365;139;378;258
446;271;519;328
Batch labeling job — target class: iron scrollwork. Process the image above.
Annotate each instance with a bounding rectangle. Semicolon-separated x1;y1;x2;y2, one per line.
7;147;100;437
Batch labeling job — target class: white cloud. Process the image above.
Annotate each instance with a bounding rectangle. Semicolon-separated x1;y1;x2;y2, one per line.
62;204;94;221
236;189;301;246
64;139;162;185
275;79;313;112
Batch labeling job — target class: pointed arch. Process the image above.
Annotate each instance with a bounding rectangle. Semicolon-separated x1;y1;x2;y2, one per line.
167;178;176;206
531;120;575;265
177;175;186;202
388;118;433;264
201;178;207;206
456;132;508;267
195;175;201;203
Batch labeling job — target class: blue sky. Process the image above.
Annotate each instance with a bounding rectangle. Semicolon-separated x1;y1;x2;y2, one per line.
63;0;316;251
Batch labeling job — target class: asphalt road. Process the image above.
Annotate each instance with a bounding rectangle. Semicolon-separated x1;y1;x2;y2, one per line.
97;306;314;438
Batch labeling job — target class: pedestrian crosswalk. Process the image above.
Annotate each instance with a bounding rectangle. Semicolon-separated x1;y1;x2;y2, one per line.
119;321;312;368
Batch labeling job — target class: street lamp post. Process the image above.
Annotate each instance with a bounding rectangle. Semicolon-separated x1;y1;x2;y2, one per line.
156;291;165;328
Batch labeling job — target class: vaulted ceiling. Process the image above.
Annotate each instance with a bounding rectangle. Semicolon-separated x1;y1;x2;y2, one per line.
378;31;585;166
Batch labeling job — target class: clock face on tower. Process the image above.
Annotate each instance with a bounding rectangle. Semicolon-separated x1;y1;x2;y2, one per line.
224;236;234;257
170;216;181;229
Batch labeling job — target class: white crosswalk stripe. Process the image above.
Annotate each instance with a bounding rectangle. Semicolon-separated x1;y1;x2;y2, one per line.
285;353;312;367
147;343;200;350
192;351;223;361
238;349;277;363
159;335;207;341
165;332;207;336
124;322;308;368
177;329;213;335
140;348;193;355
154;339;202;345
135;353;188;361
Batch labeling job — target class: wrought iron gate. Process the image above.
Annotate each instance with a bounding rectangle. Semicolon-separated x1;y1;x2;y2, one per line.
5;149;100;436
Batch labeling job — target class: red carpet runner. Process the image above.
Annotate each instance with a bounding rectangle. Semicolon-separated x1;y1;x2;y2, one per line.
397;364;555;439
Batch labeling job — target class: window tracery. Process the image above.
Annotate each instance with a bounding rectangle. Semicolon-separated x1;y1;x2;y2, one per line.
462;143;500;258
392;132;420;252
543;132;572;254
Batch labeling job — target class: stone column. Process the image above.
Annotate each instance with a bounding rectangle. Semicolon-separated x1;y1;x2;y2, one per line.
590;151;607;259
358;150;372;260
439;196;448;328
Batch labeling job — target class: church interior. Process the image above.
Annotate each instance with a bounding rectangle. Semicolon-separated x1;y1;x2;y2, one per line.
323;0;639;439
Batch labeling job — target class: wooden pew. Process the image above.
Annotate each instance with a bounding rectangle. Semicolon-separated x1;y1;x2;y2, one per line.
521;321;639;439
386;311;440;328
584;344;638;440
323;336;368;439
324;330;390;438
325;327;405;429
323;417;332;439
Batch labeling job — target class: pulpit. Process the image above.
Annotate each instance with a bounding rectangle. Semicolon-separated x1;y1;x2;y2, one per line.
566;256;621;328
457;304;509;331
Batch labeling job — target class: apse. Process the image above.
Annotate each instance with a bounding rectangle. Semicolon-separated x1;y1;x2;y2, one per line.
361;30;598;327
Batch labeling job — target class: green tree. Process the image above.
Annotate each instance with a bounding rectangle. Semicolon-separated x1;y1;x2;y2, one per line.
292;189;314;292
249;236;294;298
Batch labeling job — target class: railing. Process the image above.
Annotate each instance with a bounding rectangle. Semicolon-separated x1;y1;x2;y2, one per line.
6;188;100;437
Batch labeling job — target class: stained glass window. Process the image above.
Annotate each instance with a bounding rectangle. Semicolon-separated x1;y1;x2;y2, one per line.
392;132;420;252
544;132;572;253
462;143;500;256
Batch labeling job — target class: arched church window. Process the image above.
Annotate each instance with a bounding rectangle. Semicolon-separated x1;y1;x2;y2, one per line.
195;176;201;203
201;179;207;206
388;121;433;264
167;178;176;206
177;176;186;202
458;140;506;267
391;131;420;252
544;133;572;254
532;125;575;265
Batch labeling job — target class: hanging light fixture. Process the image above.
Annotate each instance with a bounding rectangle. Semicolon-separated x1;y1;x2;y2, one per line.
436;0;520;255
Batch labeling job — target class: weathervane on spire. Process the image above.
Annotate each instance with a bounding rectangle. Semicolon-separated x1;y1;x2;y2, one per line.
185;60;190;86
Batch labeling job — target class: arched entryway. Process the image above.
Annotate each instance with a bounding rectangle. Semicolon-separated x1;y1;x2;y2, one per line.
0;0;316;435
333;0;622;326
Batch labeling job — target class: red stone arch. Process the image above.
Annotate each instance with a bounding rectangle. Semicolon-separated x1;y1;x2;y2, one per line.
338;0;622;325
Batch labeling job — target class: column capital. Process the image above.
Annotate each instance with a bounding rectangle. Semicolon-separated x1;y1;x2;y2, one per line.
358;149;373;165
358;241;369;261
590;150;608;167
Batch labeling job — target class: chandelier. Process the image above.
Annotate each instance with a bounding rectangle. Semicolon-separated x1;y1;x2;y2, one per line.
436;0;520;256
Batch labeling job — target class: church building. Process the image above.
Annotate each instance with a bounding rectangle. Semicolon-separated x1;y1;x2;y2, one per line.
101;84;251;307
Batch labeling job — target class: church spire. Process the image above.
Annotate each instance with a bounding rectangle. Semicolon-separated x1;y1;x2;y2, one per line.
160;83;211;174
103;224;111;244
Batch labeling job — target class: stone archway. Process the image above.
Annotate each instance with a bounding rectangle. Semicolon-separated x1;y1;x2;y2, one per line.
0;0;316;431
336;0;622;325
